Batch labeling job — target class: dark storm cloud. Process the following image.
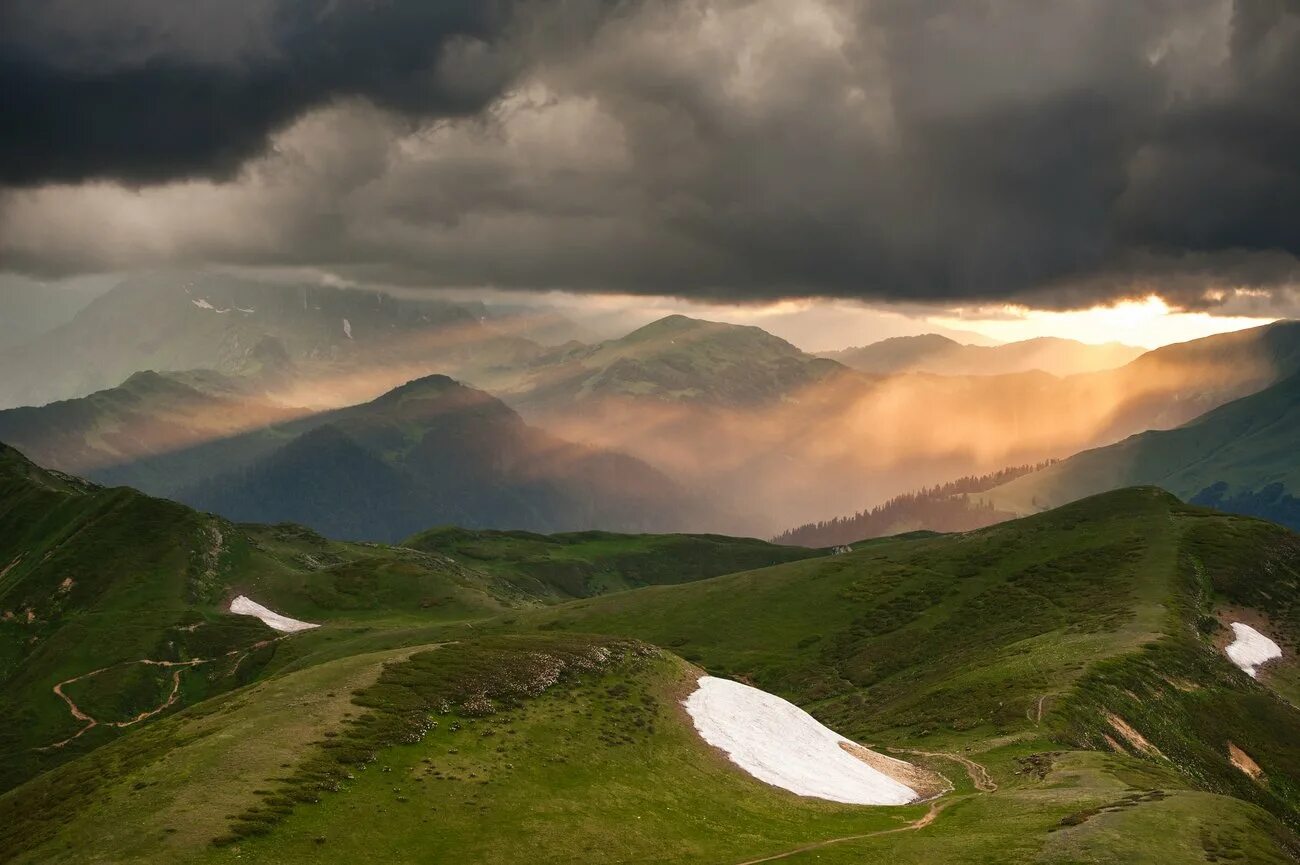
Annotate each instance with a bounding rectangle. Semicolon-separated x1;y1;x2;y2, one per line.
2;0;1300;310
0;0;535;185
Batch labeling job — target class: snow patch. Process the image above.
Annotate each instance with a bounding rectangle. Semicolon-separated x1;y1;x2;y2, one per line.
228;595;319;633
684;676;918;805
1225;622;1281;678
192;298;230;313
342;318;353;339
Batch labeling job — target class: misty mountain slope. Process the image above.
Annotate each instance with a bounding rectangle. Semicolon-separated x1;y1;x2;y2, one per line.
0;272;542;410
761;322;1300;540
182;375;697;541
0;276;107;351
497;313;846;409
509;318;1300;537
985;371;1300;526
822;333;1143;377
0;369;307;494
10;313;1298;543
773;462;1053;547
1074;319;1300;437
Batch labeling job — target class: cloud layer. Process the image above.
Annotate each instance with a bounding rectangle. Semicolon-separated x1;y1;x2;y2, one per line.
2;0;1299;309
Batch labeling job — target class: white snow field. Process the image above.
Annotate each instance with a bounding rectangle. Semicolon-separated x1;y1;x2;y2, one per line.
228;595;319;633
683;676;919;805
1225;622;1282;678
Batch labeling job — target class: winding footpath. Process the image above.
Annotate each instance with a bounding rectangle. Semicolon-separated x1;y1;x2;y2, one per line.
894;748;998;793
40;638;282;750
729;749;996;865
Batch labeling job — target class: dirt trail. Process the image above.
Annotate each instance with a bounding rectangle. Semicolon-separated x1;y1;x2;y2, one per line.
729;751;996;864
40;638;284;750
730;797;956;865
1028;694;1048;725
894;748;997;792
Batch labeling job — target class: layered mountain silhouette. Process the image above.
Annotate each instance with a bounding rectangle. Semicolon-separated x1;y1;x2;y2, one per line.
498;316;1300;534
179;375;695;541
821;333;1143;377
0;370;695;541
0;272;541;410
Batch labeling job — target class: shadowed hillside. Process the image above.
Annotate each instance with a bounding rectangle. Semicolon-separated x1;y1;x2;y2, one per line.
181;375;700;541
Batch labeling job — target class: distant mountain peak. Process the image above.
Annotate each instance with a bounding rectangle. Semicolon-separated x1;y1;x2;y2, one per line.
612;314;804;358
822;331;1145;377
621;314;727;341
372;373;465;401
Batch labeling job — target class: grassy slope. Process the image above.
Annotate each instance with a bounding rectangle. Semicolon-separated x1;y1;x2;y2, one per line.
2;637;921;865
0;442;530;791
511;489;1181;744
404;526;822;598
0;441;816;795
481;489;1300;856
7;474;1300;862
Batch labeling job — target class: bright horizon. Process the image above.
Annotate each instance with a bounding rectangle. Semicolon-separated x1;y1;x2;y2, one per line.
504;290;1282;354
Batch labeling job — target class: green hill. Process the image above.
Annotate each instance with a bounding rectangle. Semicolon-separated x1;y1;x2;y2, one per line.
0;441;542;792
491;489;1300;852
405;526;821;598
0;443;779;795
7;446;1300;862
985;372;1300;527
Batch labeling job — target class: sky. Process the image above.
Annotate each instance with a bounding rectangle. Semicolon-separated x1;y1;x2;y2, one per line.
1;0;1298;349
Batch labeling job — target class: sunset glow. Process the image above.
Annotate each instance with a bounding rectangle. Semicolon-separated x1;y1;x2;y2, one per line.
929;296;1278;349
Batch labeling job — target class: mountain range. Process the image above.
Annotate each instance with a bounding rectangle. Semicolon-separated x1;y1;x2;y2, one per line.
821;333;1144;377
0;369;701;542
0;272;543;411
505;316;1300;534
6;291;1300;538
181;375;698;541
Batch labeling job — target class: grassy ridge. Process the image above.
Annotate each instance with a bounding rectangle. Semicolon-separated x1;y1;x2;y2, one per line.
505;489;1182;749
0;441;815;796
0;443;518;791
1;638;922;865
404;526;821;598
8;441;1300;861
